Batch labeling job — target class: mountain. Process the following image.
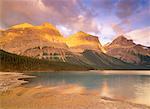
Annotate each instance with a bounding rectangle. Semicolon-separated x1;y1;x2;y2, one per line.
0;22;149;70
0;24;101;67
0;26;106;64
65;31;104;53
0;23;75;63
0;22;67;55
104;36;150;65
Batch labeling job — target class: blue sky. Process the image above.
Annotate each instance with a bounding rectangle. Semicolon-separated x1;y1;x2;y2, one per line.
1;0;150;45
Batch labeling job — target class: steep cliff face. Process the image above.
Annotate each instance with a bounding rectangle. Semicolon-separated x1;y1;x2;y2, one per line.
0;22;67;54
104;36;150;64
65;31;104;53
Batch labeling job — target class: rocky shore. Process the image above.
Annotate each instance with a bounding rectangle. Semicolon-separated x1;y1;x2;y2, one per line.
0;72;34;92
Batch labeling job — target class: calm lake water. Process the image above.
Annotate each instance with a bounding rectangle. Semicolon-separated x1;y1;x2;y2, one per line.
26;70;150;106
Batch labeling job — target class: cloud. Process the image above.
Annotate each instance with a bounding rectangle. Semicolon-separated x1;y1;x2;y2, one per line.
0;0;149;46
0;0;49;27
85;0;150;38
111;23;125;35
111;19;132;35
125;27;150;46
115;0;141;19
91;0;115;12
56;25;73;37
0;0;100;35
39;0;100;33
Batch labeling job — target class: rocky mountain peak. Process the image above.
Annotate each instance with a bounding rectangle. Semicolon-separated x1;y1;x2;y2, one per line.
41;22;57;29
76;31;89;35
11;23;33;29
111;35;135;46
65;31;104;52
71;31;93;38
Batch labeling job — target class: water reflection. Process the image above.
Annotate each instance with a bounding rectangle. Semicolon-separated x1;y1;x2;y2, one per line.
26;71;150;105
100;81;112;97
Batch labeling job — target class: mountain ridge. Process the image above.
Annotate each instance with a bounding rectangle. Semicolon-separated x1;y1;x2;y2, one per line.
0;22;150;69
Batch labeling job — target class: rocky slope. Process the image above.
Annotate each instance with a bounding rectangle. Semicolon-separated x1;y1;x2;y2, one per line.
104;36;150;64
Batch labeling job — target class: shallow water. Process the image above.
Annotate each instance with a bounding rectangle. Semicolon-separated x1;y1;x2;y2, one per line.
26;70;150;106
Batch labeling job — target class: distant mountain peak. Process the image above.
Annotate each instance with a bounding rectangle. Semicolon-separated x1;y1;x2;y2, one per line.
77;31;88;35
67;31;99;42
42;22;55;27
116;35;126;40
11;23;33;28
114;35;128;42
42;22;56;28
111;35;134;46
71;31;92;38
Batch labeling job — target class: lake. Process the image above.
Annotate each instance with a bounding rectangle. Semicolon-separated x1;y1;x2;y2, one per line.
25;70;150;106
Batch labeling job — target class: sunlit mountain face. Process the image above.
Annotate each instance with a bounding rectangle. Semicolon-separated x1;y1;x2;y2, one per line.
0;23;104;55
0;23;67;53
1;0;150;46
65;31;105;53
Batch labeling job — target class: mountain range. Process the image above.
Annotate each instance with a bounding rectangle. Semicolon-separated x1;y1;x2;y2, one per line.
0;23;150;71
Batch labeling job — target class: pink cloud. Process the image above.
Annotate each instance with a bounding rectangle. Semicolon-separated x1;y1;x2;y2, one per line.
0;0;100;35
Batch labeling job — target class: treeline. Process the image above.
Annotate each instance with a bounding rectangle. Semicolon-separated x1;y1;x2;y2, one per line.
138;54;150;66
82;50;150;70
0;50;92;72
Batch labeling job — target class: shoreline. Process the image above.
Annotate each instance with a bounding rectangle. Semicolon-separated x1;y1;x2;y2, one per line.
0;72;150;109
3;68;150;74
90;70;150;75
24;69;150;74
0;72;35;92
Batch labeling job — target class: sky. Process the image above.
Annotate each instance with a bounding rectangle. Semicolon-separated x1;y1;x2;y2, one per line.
0;0;150;45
